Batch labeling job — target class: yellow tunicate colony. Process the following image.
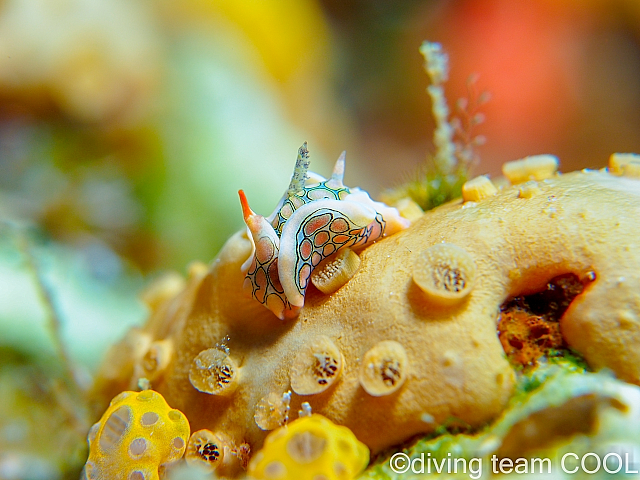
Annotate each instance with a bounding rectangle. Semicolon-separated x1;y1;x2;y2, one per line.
82;390;189;480
248;414;369;480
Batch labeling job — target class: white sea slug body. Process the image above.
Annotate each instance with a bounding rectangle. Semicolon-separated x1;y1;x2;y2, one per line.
239;143;410;319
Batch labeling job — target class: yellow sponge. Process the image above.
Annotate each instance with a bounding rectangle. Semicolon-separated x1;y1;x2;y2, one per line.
248;414;369;480
82;390;190;480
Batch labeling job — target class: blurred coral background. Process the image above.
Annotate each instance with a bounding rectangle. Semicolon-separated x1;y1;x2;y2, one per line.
3;0;640;273
1;0;640;475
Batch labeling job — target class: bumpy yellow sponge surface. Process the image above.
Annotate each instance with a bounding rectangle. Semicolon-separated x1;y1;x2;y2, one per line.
248;414;369;480
92;168;640;464
83;390;190;480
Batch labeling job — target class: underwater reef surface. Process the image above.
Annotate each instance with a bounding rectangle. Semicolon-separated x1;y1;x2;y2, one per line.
87;166;640;478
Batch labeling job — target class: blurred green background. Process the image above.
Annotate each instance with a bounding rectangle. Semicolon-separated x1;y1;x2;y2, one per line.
1;0;640;476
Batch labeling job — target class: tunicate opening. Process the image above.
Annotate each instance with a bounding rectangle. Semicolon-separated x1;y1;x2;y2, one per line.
82;462;95;480
140;411;159;426
167;438;187;463
359;340;409;396
336;439;352;453
99;405;131;451
136;390;156;402
286;430;327;463
264;461;287;479
129;438;147;457
110;391;133;405
128;471;145;480
462;175;497;202
334;462;347;477
87;422;99;446
290;335;344;395
609;152;640;176
498;272;593;368
173;437;185;450
518;181;541;199
139;272;185;311
168;410;183;422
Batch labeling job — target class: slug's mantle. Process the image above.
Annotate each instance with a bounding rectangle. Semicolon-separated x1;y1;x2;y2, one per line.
239;143;410;319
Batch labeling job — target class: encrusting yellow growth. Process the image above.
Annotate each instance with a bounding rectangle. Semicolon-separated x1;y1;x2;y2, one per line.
82;390;190;480
461;175;497;202
502;154;559;184
248;414;369;480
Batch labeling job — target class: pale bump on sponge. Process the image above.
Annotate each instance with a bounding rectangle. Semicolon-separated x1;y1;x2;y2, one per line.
359;340;409;396
609;153;640;178
189;347;240;396
462;175;497;202
82;390;190;480
290;335;344;395
413;243;477;306
502;154;559;184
